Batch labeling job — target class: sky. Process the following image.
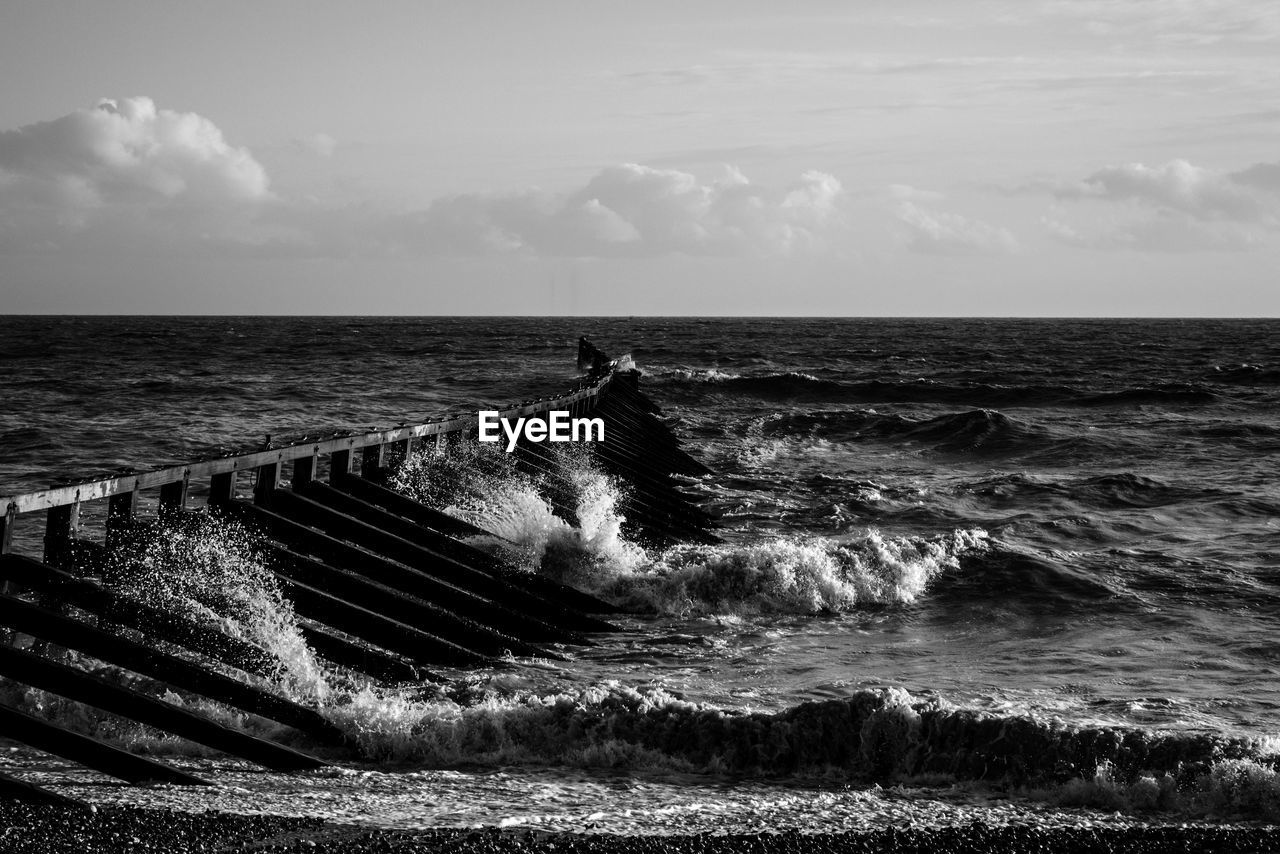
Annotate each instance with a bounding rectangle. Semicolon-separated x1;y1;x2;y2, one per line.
1;0;1279;315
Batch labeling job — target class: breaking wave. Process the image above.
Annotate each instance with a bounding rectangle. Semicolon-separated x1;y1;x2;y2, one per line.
313;683;1280;819
586;531;988;617
391;438;986;616
3;487;1274;822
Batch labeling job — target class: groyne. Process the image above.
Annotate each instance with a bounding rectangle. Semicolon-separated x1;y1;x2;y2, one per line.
0;338;716;804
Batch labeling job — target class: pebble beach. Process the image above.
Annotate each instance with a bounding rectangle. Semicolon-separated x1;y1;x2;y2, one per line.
4;801;1280;854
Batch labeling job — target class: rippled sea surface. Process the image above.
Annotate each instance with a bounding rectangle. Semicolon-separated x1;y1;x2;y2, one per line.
2;316;1279;830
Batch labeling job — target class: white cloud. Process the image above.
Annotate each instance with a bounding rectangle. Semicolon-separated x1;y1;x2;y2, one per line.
0;96;271;250
893;197;1019;255
0;97;269;208
1055;159;1267;221
411;163;846;257
1039;156;1280;251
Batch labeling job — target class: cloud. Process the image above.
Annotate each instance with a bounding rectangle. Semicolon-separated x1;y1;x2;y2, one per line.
1036;156;1280;251
0;97;271;249
409;164;846;257
0;99;857;263
1231;161;1280;194
0;96;269;208
0;100;850;261
1054;159;1267;221
892;194;1018;255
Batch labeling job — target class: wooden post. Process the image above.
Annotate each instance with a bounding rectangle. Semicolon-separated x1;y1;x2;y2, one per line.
361;443;386;479
43;502;79;569
386;438;411;471
105;489;136;549
0;503;14;557
158;473;189;521
253;463;279;507
1;503;14;642
208;471;236;507
292;454;316;489
329;448;353;483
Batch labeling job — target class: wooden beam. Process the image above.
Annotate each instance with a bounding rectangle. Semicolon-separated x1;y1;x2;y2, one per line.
158;475;189;520
104;489;136;548
275;575;492;668
253;463;279;507
0;768;85;807
361;443;386;478
292;454;316;488
0;379;605;514
43;503;79;568
0;504;13;634
0;702;207;786
328;448;353;483
0;643;327;771
298;622;430;683
208;471;236;506
0;554;280;680
0;502;14;556
0;592;344;744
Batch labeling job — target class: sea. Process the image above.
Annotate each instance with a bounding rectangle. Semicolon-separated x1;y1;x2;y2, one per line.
1;316;1279;833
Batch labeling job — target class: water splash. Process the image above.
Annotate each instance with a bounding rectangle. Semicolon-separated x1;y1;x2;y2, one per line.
102;513;330;705
390;438;985;616
391;440;646;579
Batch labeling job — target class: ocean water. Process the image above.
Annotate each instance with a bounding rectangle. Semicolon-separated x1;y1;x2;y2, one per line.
2;316;1280;830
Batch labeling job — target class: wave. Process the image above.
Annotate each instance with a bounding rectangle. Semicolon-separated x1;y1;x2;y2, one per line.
578;529;990;617
645;367;747;383
320;683;1273;780
962;472;1214;511
15;646;1280;819
8;514;1278;820
391;436;988;616
650;370;1220;409
760;409;1101;461
1211;364;1280;385
927;547;1130;610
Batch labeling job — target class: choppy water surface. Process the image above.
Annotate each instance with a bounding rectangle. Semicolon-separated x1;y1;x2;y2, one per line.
2;316;1279;830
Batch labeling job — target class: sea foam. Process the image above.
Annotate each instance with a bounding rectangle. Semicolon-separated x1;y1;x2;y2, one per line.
392;438;986;616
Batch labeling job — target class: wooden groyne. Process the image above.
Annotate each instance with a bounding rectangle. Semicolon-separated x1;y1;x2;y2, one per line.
0;338;716;804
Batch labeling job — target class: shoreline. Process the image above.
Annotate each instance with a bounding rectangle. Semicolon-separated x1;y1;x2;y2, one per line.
3;802;1280;854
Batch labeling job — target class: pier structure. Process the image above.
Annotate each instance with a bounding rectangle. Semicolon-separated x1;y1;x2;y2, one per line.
0;339;716;803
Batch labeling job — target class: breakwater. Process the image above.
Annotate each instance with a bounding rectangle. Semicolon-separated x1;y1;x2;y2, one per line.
0;338;716;804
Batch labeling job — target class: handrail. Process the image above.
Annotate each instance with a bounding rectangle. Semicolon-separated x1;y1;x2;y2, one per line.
0;369;621;559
